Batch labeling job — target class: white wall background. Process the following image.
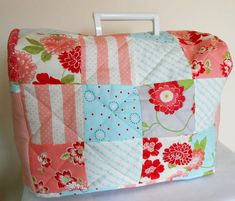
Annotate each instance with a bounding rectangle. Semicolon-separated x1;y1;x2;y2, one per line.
0;0;234;200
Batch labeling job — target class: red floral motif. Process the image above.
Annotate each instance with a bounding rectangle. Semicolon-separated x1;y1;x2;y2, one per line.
33;73;62;84
148;81;185;115
8;50;37;83
34;181;49;194
178;31;210;45
221;59;233;77
67;142;85;166
58;46;82;73
187;149;205;171
143;138;162;159
163;142;193;165
40;34;78;54
55;170;77;188
38;152;51;168
191;60;205;78
141;159;164;180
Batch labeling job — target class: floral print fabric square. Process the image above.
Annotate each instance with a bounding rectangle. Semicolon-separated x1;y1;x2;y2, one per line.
83;84;142;142
29;142;87;194
138;80;195;137
140;126;216;184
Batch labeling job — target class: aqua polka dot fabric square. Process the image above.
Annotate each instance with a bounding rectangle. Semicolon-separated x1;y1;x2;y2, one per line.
83;84;142;142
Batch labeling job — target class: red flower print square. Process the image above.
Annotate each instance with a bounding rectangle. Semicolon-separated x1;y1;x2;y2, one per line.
55;170;77;188
148;81;185;115
29;142;87;194
61;141;85;166
141;159;164;180
191;60;205;78
58;46;82;73
143;138;162;159
163;142;193;166
138;80;195;138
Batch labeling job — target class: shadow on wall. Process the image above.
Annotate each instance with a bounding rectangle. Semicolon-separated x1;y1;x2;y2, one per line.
0;51;23;201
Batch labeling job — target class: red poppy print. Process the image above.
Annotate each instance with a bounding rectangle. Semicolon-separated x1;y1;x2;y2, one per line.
58;46;82;73
38;152;51;168
221;58;233;77
34;180;49;194
55;170;77;188
148;81;185;115
40;34;78;54
33;73;62;84
143;138;162;159
67;142;85;166
163;142;193;165
141;159;164;180
187;149;205;171
177;31;210;45
191;60;205;78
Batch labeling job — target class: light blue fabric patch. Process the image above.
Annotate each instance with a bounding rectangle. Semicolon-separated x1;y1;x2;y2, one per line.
131;31;176;43
195;78;226;132
10;83;20;93
84;138;142;189
83;84;142;142
130;32;192;85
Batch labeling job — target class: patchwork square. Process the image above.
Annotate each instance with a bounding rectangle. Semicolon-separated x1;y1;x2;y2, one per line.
84;138;142;189
22;84;84;144
140;135;191;184
140;126;216;184
29;141;87;194
83;84;142;142
130;32;192;85
138;80;195;137
195;78;226;132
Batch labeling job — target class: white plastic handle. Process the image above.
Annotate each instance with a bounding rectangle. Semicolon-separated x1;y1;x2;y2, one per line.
93;12;160;36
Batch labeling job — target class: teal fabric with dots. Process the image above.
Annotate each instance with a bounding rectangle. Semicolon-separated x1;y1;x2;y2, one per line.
83;84;142;142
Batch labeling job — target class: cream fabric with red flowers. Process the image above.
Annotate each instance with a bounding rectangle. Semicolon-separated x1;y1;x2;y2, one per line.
8;28;232;198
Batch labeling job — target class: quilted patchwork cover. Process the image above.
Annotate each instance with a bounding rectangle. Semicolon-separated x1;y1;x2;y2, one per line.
8;28;233;198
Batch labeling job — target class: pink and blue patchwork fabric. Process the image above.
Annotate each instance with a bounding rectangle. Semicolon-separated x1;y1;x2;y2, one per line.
8;29;233;197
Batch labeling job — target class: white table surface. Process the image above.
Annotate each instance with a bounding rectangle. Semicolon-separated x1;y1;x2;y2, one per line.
21;142;235;201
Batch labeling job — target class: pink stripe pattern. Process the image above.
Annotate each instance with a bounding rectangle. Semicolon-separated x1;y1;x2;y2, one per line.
114;34;132;85
95;36;110;83
61;85;78;142
35;85;53;144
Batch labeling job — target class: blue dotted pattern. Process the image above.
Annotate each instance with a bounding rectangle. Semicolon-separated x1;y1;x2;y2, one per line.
83;84;142;142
